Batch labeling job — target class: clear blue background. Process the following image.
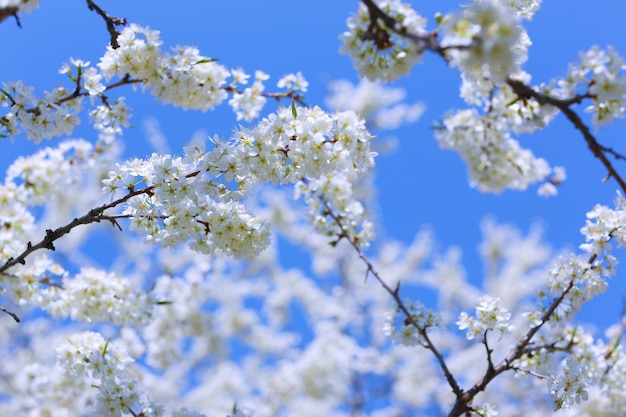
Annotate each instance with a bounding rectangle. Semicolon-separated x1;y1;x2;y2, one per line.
2;1;626;328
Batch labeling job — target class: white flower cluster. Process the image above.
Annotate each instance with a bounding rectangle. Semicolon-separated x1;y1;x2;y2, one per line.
229;70;308;122
1;58;130;141
229;106;375;183
546;327;601;411
0;139;111;266
104;106;376;255
551;46;626;126
58;58;106;97
142;274;211;368
6;139;100;204
473;403;499;417
99;24;228;111
514;322;626;412
0;182;35;263
228;70;269;122
528;195;626;328
0;255;64;306
325;78;425;131
340;0;427;81
277;71;309;92
580;195;626;256
175;407;209;417
295;173;374;246
1;25;308;143
57;331;208;417
383;300;442;346
0;79;81;143
499;0;542;20
435;108;552;193
550;357;592;410
57;331;142;416
99;25;309;121
460;71;559;134
0;258;154;327
457;295;512;340
42;267;154;325
441;0;525;84
105;150;270;257
90;97;132;136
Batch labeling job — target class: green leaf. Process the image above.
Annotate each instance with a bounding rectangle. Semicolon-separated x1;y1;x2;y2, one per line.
156;300;174;305
0;88;12;101
291;99;297;118
102;339;110;357
196;57;219;64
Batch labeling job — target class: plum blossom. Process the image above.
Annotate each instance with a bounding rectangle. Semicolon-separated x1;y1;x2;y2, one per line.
325;78;425;131
457;295;512;340
441;0;525;84
104;106;376;255
435;108;551;193
340;0;427;81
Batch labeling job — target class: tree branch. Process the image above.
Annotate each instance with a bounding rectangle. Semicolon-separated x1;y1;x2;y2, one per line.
321;197;463;398
0;306;20;322
85;0;127;49
360;0;626;195
506;79;626;194
0;187;149;275
360;0;446;57
0;6;20;27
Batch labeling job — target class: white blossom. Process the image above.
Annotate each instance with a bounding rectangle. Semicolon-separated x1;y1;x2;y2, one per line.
340;0;427;81
457;295;512;340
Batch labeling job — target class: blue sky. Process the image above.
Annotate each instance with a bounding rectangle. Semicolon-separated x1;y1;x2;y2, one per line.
2;1;626;328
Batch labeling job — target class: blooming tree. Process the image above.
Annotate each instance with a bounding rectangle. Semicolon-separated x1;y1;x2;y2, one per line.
1;0;626;416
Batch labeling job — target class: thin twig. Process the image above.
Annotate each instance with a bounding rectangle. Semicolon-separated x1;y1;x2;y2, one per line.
0;306;20;322
482;331;496;375
0;6;20;27
0;166;209;276
321;197;463;397
0;187;148;275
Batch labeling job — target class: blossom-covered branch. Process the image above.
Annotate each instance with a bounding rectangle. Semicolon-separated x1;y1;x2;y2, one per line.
319;197;463;398
349;0;626;196
506;78;626;193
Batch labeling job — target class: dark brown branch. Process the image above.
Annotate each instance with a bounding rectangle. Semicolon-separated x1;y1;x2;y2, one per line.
359;0;626;195
0;6;20;27
0;166;210;276
0;187;149;275
446;245;609;417
85;0;127;49
0;306;20;322
506;79;626;194
320;197;463;397
597;144;626;163
446;277;576;416
360;0;446;57
482;331;496;376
